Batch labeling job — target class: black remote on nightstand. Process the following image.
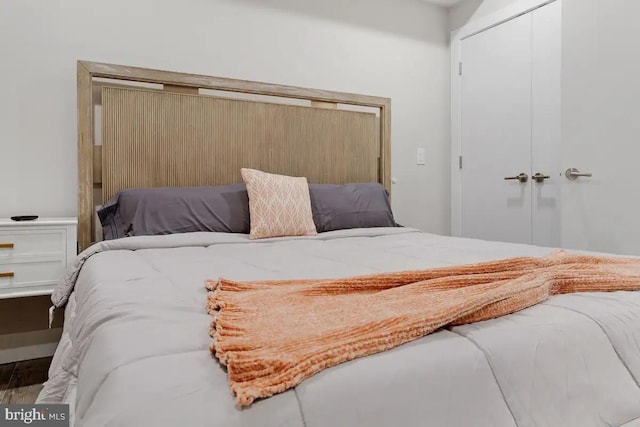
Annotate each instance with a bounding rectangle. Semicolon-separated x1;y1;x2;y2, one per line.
10;215;39;221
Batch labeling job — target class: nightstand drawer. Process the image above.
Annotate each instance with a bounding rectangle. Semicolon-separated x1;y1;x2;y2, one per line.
0;229;66;262
0;260;65;290
0;218;76;299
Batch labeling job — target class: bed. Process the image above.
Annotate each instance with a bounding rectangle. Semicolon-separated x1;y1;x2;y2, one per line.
40;229;640;426
37;62;640;427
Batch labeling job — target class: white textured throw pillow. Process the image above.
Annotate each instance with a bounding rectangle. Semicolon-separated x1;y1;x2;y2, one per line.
241;168;317;239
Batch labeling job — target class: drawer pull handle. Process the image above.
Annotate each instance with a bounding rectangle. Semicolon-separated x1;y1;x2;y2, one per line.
0;272;14;278
0;243;14;249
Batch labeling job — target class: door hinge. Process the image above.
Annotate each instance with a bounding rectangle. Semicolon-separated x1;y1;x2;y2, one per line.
459;155;463;169
458;62;462;76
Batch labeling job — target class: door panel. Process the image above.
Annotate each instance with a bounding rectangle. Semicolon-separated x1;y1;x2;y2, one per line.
531;1;562;247
461;13;533;243
561;0;640;255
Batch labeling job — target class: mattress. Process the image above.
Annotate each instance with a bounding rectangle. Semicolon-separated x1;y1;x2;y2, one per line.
38;228;640;427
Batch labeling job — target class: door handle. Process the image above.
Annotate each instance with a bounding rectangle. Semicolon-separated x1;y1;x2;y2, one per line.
565;168;592;181
533;172;551;183
504;173;529;183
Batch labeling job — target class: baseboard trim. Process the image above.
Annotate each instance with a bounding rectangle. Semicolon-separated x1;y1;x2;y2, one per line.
0;329;62;364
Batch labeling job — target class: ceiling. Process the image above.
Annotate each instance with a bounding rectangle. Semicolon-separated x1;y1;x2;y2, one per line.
421;0;464;7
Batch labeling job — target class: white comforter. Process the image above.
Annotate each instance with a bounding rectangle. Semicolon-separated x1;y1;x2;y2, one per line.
39;228;640;427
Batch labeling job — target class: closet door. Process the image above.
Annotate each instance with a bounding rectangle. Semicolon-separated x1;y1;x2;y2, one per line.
561;0;640;255
531;1;562;247
460;12;533;244
460;1;561;246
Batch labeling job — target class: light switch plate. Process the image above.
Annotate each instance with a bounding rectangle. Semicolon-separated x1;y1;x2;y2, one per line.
417;148;426;165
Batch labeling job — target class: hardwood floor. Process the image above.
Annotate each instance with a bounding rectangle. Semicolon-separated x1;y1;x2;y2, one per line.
0;357;51;404
0;363;13;402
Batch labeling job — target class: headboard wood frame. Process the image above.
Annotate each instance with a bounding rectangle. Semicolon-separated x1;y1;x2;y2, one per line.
77;61;391;251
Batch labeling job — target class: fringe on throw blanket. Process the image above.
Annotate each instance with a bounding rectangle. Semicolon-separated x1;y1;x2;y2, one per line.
206;250;640;406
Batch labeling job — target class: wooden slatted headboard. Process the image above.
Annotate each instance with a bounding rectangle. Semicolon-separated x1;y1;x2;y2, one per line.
77;61;391;251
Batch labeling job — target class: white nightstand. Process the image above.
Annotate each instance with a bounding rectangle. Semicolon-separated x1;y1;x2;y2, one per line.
0;218;77;299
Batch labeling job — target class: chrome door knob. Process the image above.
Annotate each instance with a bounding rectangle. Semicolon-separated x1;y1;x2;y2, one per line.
565;168;592;181
533;172;551;183
504;173;529;183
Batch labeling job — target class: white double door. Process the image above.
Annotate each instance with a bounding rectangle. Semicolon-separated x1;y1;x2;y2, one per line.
461;1;561;246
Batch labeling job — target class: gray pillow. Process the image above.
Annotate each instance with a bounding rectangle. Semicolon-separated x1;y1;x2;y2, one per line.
98;185;250;240
309;183;397;232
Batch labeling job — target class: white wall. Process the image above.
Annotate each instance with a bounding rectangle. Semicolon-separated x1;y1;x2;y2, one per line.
448;0;517;30
0;0;451;234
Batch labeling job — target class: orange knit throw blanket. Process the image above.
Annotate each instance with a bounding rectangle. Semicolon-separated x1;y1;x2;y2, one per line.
206;251;640;406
